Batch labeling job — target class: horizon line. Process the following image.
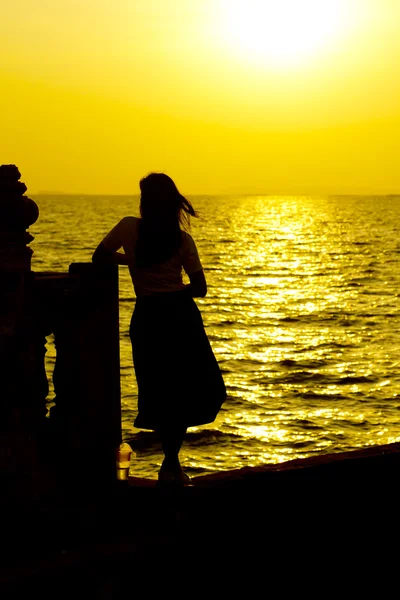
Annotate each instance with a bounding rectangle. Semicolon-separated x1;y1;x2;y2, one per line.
31;191;400;197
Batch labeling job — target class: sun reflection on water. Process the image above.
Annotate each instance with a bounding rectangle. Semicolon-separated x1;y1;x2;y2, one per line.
33;194;400;477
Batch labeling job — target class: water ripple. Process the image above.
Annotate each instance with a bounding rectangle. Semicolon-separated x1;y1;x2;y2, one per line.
33;194;400;478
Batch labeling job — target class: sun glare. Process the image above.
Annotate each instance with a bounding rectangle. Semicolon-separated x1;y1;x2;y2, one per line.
218;0;354;68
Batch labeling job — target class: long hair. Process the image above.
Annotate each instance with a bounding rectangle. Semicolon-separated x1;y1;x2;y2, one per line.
135;173;198;268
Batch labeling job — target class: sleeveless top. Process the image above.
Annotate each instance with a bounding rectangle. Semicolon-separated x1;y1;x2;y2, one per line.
101;216;203;297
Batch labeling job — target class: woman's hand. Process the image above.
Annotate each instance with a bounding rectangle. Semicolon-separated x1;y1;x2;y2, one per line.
186;269;207;297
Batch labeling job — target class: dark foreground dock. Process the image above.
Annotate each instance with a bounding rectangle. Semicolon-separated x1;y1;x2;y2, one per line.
2;442;400;597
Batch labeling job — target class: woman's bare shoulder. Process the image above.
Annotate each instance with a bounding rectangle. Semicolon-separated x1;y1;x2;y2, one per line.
120;216;140;229
181;230;195;243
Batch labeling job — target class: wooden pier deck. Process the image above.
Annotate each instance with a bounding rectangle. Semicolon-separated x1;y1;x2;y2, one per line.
1;441;399;596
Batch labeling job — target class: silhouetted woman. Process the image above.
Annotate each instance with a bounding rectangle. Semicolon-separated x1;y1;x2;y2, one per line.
92;173;226;484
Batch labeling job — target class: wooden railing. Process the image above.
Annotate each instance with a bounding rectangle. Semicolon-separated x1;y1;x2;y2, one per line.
0;263;122;505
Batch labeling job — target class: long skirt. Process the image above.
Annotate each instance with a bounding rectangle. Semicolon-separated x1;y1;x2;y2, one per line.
130;289;226;430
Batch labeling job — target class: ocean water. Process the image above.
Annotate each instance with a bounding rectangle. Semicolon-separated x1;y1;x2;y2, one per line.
31;194;400;478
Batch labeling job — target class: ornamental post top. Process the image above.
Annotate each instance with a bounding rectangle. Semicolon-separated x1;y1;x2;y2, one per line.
0;165;39;271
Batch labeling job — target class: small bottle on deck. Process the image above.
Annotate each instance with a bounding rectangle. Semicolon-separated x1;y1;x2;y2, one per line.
116;442;134;481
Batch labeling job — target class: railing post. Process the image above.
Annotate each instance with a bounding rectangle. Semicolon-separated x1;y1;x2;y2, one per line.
0;165;43;507
50;263;122;487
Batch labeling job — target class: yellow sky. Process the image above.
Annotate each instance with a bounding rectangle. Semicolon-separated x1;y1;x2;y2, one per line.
1;0;399;194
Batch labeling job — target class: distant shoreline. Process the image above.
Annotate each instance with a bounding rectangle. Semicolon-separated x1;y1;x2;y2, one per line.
31;192;400;198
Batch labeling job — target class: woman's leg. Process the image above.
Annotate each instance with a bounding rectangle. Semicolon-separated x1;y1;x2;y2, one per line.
157;426;191;483
159;426;187;470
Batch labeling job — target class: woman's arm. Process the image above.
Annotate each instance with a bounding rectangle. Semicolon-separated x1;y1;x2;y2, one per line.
181;233;206;296
186;269;207;297
92;242;129;265
92;218;129;265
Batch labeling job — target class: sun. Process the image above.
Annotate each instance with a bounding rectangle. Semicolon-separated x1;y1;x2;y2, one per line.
218;0;352;69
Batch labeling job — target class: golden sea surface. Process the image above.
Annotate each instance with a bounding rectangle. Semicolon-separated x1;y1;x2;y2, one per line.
32;194;400;478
